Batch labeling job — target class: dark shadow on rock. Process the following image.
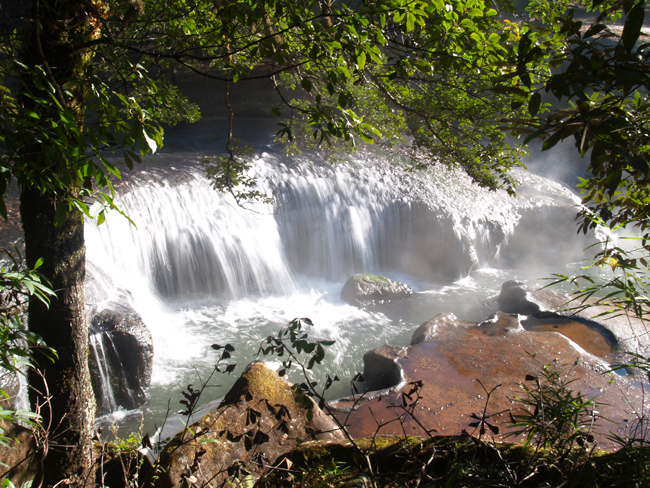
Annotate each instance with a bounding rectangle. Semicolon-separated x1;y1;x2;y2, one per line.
88;302;154;414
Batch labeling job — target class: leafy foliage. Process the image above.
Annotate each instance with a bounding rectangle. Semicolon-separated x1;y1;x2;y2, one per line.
508;358;599;457
0;248;55;447
506;0;650;233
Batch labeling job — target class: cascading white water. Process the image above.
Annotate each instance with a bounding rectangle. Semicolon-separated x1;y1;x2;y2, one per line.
88;333;118;413
84;148;593;433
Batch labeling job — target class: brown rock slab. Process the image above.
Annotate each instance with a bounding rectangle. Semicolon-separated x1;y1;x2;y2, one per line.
494;280;644;357
333;321;643;450
153;362;344;488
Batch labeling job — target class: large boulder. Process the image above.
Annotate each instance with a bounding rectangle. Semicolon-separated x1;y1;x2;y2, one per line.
341;274;413;307
88;303;153;413
153;362;344;488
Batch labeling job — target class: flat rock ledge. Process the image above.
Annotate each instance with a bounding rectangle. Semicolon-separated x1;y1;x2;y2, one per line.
152;362;344;488
333;311;642;450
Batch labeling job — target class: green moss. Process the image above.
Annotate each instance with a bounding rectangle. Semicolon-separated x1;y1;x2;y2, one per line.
243;362;295;406
354;273;390;284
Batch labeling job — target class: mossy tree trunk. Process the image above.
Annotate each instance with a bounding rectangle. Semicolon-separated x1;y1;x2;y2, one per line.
19;0;99;485
22;187;95;487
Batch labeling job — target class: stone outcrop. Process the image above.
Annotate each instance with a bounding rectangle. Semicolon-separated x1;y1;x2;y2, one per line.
333;311;640;450
88;303;154;413
341;274;413;307
153;362;344;488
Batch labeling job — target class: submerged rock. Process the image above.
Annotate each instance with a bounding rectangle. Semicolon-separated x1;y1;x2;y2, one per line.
341;273;413;307
153;362;344;488
88;303;154;413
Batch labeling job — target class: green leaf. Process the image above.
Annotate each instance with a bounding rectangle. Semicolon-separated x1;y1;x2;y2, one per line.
541;130;564;151
301;78;312;93
357;51;366;70
359;132;374;144
622;2;645;53
406;13;415;32
528;92;542;116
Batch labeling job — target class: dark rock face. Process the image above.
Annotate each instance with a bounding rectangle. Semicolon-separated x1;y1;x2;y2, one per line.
153;362;344;488
88;303;153;413
362;345;405;391
497;280;541;315
341;274;413;307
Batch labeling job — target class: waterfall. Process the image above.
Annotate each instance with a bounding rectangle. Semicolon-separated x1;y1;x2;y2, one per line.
85;148;590;421
87;150;581;298
88;333;118;414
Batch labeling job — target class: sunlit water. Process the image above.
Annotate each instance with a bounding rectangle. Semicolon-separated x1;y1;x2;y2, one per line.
84;147;599;437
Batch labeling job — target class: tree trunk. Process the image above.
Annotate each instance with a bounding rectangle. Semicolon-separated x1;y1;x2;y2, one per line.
22;188;95;487
18;1;101;485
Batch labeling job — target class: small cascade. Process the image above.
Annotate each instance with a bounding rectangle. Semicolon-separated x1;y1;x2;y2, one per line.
87;300;154;415
86;166;295;302
88;332;118;414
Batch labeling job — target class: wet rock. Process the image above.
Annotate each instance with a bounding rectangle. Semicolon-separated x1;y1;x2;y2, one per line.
521;314;615;357
565;299;647;358
153;362;344;488
411;312;476;345
496;281;542;315
341;274;413;307
333;316;642;449
471;312;521;337
495;281;630;356
88;303;153;413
